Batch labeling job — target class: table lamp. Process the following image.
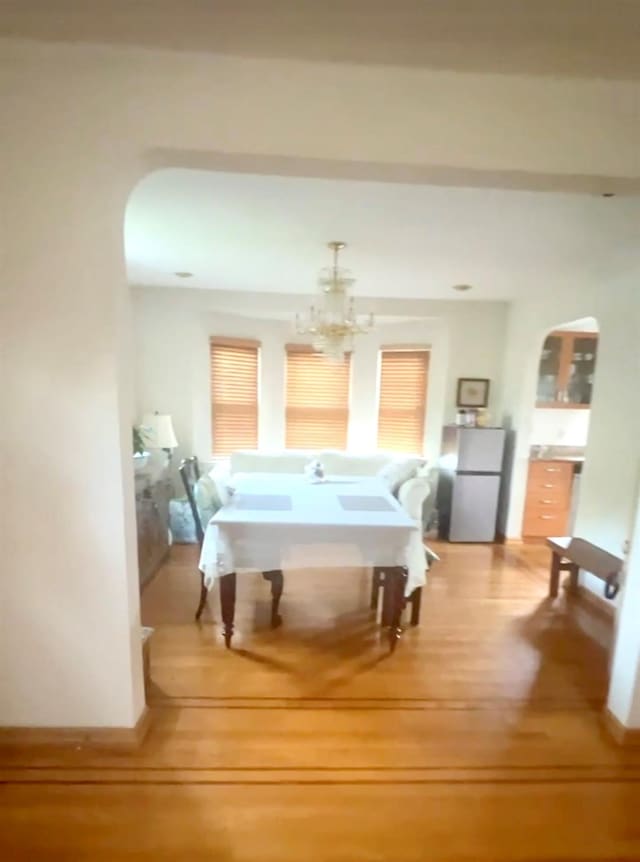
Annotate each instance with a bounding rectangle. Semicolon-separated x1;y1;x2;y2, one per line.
142;412;178;463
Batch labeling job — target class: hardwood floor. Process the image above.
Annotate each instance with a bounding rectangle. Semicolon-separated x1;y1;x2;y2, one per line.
3;541;640;860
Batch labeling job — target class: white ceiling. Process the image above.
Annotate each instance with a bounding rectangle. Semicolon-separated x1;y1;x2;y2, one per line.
125;168;640;301
4;1;640;80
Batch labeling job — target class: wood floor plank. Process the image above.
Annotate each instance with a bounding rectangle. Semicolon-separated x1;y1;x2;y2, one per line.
2;540;639;860
3;783;640;861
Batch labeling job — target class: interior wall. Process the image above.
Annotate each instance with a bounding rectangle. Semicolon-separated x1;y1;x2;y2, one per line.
529;408;591;447
608;484;640;726
501;275;640;576
131;287;507;465
1;150;146;727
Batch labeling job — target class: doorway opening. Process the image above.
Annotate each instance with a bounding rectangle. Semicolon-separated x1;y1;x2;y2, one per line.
522;317;599;539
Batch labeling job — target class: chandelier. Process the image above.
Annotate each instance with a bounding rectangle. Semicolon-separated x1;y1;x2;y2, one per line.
294;241;375;361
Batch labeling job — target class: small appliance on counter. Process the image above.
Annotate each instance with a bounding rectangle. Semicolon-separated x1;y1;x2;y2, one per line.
437;425;506;542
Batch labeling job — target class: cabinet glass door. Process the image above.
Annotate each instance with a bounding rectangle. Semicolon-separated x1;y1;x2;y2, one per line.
536;335;563;404
566;336;597;405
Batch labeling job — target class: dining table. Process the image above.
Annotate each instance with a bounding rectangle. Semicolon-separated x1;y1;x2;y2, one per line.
198;472;427;650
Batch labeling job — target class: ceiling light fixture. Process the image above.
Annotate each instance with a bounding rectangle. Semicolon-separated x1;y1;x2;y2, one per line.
295;241;374;362
452;283;473;292
174;271;193;278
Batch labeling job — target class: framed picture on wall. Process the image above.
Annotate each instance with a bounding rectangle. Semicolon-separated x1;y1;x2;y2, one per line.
456;378;490;408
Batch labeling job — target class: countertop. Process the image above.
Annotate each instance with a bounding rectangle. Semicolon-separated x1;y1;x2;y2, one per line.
531;456;585;463
529;446;585;464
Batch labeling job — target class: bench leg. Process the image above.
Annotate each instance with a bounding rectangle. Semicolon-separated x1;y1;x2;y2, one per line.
549;552;562;598
568;563;580;595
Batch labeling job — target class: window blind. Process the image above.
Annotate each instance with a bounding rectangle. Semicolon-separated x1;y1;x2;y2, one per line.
285;346;351;449
377;349;429;453
210;338;259;456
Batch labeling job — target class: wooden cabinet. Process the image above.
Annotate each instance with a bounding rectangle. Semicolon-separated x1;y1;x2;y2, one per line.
536;331;598;408
135;469;172;588
522;460;574;537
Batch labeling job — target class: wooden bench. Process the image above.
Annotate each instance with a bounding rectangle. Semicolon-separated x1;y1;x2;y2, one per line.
546;536;623;600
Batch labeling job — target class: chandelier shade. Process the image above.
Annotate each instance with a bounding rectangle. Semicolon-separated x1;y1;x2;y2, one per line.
295;241;374;361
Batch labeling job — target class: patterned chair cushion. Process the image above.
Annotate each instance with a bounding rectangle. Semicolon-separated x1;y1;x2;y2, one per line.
194;475;222;528
169;498;198;544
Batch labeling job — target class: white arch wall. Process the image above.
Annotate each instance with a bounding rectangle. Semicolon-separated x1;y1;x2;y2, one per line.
502;276;640;557
2;37;639;728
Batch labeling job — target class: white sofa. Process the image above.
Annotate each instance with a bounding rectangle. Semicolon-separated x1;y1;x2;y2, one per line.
210;449;432;527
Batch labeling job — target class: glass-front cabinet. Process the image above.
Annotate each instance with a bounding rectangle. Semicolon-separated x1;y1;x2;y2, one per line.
536;334;564;404
536;331;598;408
567;336;597;405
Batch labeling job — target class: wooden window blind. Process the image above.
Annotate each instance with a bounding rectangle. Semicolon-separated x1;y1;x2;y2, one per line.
377;349;429;453
210;338;259;456
285;346;351;450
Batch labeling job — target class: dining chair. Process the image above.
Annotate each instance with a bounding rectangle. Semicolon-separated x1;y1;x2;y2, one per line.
179;456;208;620
179;457;284;628
371;568;423;626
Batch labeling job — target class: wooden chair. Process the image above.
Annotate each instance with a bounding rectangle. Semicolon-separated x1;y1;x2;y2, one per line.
371;568;422;626
178;457;284;627
179;456;208;620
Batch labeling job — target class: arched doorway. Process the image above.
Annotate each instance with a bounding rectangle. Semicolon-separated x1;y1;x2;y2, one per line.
522;317;599;539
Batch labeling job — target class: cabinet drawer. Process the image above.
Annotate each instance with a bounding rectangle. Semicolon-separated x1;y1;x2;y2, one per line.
526;461;573;505
525;492;567;509
525;478;571;503
522;507;569;537
528;461;574;482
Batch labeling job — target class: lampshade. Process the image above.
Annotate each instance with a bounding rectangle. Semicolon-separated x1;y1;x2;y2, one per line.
142;413;178;449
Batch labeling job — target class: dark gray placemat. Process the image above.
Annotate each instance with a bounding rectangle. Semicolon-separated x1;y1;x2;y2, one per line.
235;494;292;511
338;495;394;512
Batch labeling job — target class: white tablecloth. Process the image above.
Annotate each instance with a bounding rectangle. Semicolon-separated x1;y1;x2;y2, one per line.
198;474;429;597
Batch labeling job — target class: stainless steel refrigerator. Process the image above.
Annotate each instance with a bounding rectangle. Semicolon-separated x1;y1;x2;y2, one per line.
437;426;506;542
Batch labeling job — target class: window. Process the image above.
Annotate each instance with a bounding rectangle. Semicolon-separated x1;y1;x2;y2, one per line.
210;338;259;456
377;349;429;453
285;346;351;449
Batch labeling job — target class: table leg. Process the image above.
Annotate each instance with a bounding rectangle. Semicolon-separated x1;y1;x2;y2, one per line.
380;568;393;627
219;571;236;648
549;552;561;598
388;566;408;652
409;586;422;626
195;570;208;621
262;569;284;628
371;567;383;611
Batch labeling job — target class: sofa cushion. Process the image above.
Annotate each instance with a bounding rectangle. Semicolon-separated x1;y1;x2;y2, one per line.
396;475;431;522
208;461;233;506
377;457;425;494
230;450;315;475
318;450;391;476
